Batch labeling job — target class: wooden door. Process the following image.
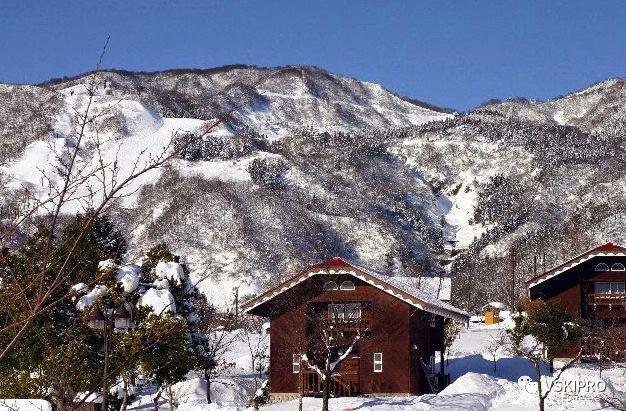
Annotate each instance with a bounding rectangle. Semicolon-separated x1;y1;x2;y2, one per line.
338;356;360;395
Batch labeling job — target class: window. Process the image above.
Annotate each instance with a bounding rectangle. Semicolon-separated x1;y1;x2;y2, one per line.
611;263;626;271
323;281;338;291
594;281;626;294
328;303;362;321
595;263;610;272
328;303;344;320
345;303;361;319
373;353;383;372
340;281;355;290
292;354;301;373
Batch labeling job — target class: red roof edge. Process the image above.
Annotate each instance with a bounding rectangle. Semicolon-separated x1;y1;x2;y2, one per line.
241;257;469;321
526;242;626;285
241;257;352;310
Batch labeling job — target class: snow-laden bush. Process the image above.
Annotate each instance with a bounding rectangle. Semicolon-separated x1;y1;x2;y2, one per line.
248;379;270;409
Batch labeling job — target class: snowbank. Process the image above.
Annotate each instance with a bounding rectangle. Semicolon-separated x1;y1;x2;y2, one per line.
260;394;491;411
440;372;504;398
128;375;258;411
0;399;52;411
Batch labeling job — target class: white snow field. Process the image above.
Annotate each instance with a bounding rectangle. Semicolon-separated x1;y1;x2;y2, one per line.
0;399;52;411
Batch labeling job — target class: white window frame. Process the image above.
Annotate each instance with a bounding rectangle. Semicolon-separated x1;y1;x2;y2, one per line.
373;352;383;373
594;281;626;294
611;263;626;271
340;280;355;290
323;281;339;291
595;263;610;272
293;354;301;373
328;303;362;321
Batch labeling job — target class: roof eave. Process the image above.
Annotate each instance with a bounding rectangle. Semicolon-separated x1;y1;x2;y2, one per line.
242;265;469;322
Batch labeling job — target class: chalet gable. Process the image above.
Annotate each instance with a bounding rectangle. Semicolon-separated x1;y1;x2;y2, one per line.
526;242;626;290
242;257;469;322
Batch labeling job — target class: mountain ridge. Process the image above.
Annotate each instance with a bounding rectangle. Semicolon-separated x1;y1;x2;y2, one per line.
1;65;625;310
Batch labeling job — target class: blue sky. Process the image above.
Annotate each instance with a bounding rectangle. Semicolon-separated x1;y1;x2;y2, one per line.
1;1;625;110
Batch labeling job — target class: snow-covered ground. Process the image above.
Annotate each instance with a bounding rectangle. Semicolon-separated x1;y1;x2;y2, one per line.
117;322;626;411
5;323;625;410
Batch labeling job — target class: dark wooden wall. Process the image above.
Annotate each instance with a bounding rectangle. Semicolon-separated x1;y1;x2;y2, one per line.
529;256;626;357
263;274;442;395
530;256;626;319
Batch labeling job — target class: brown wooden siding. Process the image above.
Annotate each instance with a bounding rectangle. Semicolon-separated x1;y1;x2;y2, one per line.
529;255;626;358
261;274;440;395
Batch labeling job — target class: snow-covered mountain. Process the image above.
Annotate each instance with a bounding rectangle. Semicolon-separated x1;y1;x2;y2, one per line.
44;65;451;137
1;66;625;310
479;78;626;133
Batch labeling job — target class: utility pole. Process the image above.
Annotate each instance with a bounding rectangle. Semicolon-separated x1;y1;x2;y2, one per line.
102;317;110;411
510;251;517;310
233;287;240;324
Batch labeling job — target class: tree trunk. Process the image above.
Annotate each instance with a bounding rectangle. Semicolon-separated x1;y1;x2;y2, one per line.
534;362;544;411
252;356;257;390
103;321;110;411
204;369;212;404
120;378;129;411
153;387;162;411
322;364;332;411
168;384;174;411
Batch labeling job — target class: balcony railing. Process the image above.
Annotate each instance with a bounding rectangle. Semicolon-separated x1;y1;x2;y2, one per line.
588;293;626;306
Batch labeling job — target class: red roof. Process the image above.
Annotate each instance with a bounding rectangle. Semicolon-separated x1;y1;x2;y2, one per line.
526;242;626;288
309;256;353;269
242;257;469;321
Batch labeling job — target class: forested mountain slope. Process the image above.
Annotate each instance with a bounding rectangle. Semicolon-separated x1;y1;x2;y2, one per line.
1;66;625;310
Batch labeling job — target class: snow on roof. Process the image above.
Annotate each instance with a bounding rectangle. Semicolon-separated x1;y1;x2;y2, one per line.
527;242;626;289
393;276;451;301
243;257;469;322
348;261;468;320
483;302;506;310
138;288;176;314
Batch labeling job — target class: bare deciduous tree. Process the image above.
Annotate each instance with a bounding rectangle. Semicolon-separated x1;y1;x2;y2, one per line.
238;315;269;390
301;301;369;411
0;40;240;364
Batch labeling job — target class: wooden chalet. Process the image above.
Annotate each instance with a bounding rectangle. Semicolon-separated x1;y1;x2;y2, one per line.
526;242;626;359
242;257;469;400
